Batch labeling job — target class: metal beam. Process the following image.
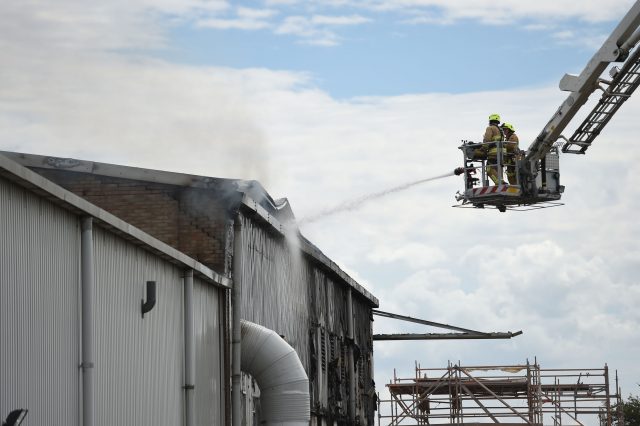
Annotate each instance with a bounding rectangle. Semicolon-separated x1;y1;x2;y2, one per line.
372;309;489;334
373;331;523;341
372;310;522;341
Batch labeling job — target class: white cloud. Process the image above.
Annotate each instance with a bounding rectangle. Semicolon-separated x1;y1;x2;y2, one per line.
8;0;623;52
524;23;555;31
552;30;574;40
0;0;234;53
362;0;634;25
275;11;371;46
311;14;371;25
368;243;448;269
276;16;317;36
0;1;163;52
264;0;298;5
401;13;453;25
2;0;629;57
275;13;370;45
237;7;277;19
139;0;230;15
197;6;277;30
265;0;632;46
276;16;341;45
197;17;271;30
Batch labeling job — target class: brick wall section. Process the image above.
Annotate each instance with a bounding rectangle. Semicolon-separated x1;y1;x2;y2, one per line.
35;169;230;271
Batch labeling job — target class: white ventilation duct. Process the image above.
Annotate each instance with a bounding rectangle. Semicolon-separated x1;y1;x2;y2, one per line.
241;320;310;425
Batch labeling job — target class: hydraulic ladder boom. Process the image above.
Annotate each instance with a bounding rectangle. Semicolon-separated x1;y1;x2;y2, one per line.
526;0;640;163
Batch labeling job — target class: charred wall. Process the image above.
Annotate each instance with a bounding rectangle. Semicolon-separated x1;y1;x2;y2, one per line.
236;212;376;425
353;296;376;423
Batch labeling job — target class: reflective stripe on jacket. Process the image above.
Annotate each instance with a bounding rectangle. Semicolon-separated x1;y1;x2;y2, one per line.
483;125;503;143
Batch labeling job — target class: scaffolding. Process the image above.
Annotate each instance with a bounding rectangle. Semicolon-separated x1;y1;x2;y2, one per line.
379;360;623;426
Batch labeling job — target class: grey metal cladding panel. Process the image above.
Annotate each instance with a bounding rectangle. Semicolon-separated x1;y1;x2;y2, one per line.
193;277;224;426
0;176;80;426
352;299;373;351
92;227;184;426
352;299;375;424
309;268;348;338
238;215;311;371
325;277;348;336
314;269;327;328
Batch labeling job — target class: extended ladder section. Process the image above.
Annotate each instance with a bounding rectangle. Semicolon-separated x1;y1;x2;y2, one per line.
562;44;640;154
525;1;640;163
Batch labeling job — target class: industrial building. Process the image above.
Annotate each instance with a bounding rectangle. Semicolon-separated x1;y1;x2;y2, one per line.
0;151;378;426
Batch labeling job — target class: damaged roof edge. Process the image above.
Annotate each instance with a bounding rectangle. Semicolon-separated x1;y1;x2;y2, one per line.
0;153;231;289
240;195;379;307
0;151;296;222
0;150;242;189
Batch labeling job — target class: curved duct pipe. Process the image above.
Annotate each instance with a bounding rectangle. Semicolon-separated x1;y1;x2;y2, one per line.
241;320;310;425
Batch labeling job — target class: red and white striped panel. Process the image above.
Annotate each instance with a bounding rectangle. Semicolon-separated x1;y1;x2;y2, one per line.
470;185;520;197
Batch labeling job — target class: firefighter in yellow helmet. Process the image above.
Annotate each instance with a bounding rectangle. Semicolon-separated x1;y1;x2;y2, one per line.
501;122;519;185
483;113;506;185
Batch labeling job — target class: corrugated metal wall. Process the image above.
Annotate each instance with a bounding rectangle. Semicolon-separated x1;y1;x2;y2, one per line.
92;228;226;426
0;176;81;426
238;214;311;370
92;227;185;426
193;276;225;425
1;175;227;426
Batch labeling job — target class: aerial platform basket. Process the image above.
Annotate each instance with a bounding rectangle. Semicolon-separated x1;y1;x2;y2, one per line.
453;140;564;212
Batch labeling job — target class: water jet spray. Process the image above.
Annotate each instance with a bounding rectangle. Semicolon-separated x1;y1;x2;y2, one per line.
299;170;458;225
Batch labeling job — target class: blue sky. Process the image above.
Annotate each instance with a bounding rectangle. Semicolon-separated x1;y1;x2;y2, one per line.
159;1;622;97
2;0;640;420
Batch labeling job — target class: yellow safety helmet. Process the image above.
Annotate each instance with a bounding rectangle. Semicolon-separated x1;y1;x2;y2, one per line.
502;122;515;132
489;113;501;122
